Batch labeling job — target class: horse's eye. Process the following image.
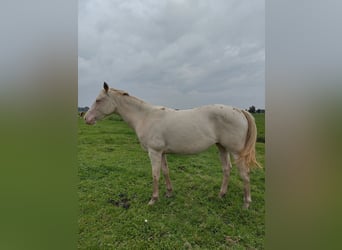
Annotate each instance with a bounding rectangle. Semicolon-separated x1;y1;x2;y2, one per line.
96;99;101;103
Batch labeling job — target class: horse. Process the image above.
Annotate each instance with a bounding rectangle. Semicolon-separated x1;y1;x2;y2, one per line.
84;82;261;209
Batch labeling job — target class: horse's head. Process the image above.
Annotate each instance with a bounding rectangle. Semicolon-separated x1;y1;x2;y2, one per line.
84;82;117;125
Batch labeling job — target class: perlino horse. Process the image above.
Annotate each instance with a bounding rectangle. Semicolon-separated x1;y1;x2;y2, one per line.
85;82;261;208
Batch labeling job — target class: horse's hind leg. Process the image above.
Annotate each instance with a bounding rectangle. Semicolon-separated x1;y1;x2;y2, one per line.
217;144;232;198
162;154;173;197
233;154;252;209
148;149;162;205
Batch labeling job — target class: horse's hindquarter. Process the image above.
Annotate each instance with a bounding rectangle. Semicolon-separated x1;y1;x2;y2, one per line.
210;105;248;152
138;105;248;154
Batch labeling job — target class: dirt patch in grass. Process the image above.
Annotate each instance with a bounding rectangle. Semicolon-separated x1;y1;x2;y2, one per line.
108;193;130;209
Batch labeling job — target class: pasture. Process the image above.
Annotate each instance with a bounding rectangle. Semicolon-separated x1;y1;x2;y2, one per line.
78;113;265;249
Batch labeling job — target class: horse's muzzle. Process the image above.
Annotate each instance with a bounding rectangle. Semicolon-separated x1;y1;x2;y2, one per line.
84;115;96;125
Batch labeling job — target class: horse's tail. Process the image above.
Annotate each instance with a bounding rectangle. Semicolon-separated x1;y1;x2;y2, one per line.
237;110;262;169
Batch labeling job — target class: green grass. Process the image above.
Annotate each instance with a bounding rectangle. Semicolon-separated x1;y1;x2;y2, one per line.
78;113;265;249
253;113;265;143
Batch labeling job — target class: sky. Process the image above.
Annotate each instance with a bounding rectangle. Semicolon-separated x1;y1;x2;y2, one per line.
78;0;264;109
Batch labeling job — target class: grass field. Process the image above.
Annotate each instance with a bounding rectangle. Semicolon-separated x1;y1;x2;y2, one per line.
78;113;265;249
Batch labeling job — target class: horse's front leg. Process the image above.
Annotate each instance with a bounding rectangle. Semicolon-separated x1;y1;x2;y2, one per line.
148;149;162;205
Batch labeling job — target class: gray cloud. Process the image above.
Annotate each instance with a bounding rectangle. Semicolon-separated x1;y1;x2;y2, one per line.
79;0;264;109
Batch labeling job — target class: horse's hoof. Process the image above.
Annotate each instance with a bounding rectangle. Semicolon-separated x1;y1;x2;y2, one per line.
218;192;226;198
148;197;158;205
165;191;173;198
242;202;250;209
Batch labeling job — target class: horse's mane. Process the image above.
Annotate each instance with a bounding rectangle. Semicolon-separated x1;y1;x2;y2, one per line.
109;88;147;105
109;88;175;111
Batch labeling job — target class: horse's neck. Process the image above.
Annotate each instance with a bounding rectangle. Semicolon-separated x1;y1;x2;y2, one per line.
116;95;153;130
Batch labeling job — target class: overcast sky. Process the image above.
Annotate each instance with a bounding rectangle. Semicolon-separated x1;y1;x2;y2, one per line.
78;0;264;109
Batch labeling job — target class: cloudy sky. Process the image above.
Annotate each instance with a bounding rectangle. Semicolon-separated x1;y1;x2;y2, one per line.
78;0;264;109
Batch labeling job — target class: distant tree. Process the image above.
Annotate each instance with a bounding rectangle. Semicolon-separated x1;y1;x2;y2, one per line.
78;106;90;112
248;106;256;113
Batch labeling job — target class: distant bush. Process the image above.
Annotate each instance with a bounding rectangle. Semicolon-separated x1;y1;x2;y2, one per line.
247;106;265;114
257;137;265;143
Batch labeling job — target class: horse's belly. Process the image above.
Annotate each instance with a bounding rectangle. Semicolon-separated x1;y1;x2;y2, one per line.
164;132;216;154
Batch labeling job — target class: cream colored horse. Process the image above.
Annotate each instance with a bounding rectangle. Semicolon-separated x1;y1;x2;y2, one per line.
85;82;261;208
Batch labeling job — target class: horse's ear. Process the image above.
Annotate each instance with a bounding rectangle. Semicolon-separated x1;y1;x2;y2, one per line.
103;82;109;92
